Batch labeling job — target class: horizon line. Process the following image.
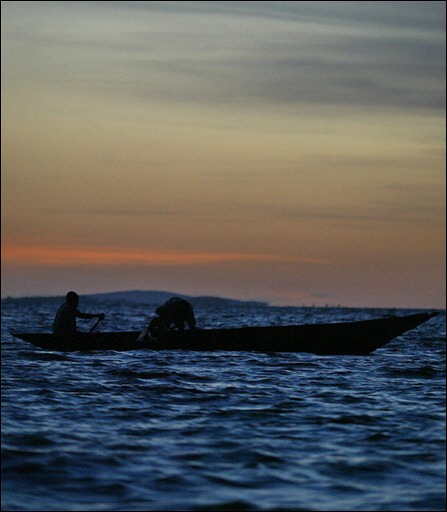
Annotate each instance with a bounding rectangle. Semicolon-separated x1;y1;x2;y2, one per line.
1;290;443;312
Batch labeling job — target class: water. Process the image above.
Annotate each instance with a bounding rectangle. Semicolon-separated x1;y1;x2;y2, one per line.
1;298;445;511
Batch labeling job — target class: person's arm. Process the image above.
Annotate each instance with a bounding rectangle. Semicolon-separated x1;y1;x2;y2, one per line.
76;310;105;320
187;305;196;330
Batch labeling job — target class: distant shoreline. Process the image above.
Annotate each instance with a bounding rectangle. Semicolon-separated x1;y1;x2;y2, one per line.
1;290;269;308
1;291;443;313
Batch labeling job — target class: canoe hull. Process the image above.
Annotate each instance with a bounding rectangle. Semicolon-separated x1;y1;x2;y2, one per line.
11;312;438;355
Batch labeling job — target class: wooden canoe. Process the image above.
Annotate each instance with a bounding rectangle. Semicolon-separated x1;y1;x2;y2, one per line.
11;312;438;355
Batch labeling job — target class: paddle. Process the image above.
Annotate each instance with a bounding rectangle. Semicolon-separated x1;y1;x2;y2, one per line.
136;326;149;342
89;317;102;333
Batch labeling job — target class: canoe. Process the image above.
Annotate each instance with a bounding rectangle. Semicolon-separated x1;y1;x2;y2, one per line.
11;312;438;355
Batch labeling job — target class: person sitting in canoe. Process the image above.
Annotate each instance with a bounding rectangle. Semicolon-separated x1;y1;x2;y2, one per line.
52;291;105;340
138;297;196;340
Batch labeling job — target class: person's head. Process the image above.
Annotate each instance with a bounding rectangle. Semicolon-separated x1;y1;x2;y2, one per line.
148;317;167;338
155;305;166;319
66;291;79;307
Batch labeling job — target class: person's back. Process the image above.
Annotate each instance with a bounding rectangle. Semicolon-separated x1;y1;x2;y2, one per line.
52;301;77;339
155;297;196;331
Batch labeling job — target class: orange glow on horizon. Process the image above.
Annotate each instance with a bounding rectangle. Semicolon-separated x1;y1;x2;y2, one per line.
2;244;339;267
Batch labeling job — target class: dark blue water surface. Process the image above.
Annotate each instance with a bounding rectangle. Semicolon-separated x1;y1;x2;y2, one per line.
1;298;445;511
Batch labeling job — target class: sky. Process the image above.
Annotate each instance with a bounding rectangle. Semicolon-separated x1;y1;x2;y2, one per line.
1;1;445;308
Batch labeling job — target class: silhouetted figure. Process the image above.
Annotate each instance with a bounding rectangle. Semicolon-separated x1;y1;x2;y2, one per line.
156;297;196;329
146;297;196;338
52;291;105;340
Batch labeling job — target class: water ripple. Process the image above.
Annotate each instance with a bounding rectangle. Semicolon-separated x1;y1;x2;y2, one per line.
2;301;445;511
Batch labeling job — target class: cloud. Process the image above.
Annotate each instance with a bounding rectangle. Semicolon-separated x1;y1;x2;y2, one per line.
2;244;340;267
2;1;445;112
40;207;184;218
110;1;446;33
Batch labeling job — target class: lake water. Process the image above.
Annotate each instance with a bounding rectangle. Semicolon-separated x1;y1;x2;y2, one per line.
1;298;445;511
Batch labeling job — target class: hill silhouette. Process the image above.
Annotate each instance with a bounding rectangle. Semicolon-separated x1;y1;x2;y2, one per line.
86;290;268;308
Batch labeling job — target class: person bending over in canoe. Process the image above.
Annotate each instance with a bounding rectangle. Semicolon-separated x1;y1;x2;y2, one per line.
52;291;105;340
142;297;196;339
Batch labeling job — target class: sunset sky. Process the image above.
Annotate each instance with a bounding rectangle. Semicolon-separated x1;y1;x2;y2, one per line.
2;1;445;308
